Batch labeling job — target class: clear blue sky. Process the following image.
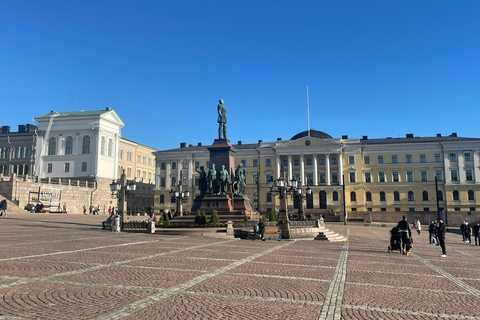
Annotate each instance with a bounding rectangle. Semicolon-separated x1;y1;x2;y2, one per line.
1;1;479;150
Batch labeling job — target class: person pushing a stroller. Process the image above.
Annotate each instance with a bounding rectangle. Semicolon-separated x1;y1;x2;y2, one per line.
397;215;412;255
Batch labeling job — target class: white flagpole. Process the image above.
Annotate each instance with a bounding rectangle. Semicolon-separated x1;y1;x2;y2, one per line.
307;85;310;136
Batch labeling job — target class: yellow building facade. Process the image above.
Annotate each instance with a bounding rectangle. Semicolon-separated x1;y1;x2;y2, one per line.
154;130;480;225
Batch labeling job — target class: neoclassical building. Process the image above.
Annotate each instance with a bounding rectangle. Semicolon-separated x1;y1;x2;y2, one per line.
154;130;480;223
0;124;37;176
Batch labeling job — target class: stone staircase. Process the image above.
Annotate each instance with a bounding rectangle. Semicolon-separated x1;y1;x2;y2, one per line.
314;227;348;242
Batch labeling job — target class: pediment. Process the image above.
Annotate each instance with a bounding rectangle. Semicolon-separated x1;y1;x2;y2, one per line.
275;136;343;151
101;110;125;127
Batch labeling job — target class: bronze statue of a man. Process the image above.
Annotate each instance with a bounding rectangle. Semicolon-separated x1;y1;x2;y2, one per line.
195;166;207;198
218;164;230;194
207;163;217;194
217;99;227;140
234;163;246;196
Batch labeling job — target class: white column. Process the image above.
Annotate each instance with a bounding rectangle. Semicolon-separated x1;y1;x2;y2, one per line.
444;151;450;184
338;153;343;185
276;155;281;179
177;160;181;185
288;155;293;181
313;154;318;186
474;150;480;184
325;153;331;185
300;154;305;186
166;162;171;188
458;151;465;183
188;158;193;189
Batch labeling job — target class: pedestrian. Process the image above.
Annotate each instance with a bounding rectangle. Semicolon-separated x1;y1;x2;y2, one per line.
83;205;87;215
0;199;4;217
464;222;472;244
257;218;265;241
2;199;7;218
437;218;447;257
108;206;112;215
429;221;437;245
63;202;67;214
89;205;93;215
461;221;466;242
397;215;412;255
416;219;421;235
474;222;480;246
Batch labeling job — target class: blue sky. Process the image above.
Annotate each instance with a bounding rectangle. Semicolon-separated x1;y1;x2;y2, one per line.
1;1;479;150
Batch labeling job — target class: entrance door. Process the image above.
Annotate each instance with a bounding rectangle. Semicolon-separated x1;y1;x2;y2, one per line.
319;191;327;209
306;193;314;209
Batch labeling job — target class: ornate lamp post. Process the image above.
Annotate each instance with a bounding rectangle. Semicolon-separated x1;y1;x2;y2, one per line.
169;173;190;217
109;169;136;227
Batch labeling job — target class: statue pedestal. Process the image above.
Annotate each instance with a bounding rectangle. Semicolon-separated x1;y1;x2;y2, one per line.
208;139;237;187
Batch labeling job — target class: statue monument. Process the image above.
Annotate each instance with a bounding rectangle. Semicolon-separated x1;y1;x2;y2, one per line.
217;99;227;140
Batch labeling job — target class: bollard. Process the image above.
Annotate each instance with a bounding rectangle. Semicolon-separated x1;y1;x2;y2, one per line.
112;215;121;232
226;221;234;236
150;220;156;234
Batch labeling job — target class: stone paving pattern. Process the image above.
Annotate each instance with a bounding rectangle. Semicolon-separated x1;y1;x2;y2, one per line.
0;213;480;319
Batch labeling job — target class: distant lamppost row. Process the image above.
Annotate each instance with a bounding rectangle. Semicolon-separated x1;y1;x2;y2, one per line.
109;169;136;226
169;172;190;217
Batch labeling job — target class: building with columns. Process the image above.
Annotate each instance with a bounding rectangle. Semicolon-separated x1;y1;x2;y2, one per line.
154;130;480;224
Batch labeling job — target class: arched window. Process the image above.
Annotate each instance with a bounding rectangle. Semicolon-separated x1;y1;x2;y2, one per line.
160;194;165;204
468;190;475;201
332;191;338;201
100;137;106;155
366;191;372;202
48;137;56;155
267;192;272;202
380;191;386;202
408;191;414;201
437;190;444;201
65;136;74;155
453;190;459;201
82;136;90;154
422;191;429;201
350;191;357;202
108;139;113;157
394;191;400;202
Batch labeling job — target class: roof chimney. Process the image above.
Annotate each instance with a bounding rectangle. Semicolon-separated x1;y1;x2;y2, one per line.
450;132;457;137
258;139;262;143
406;133;414;138
436;133;441;137
277;137;282;141
180;142;186;148
362;135;368;140
342;135;348;139
1;126;10;134
18;125;26;133
197;142;202;146
238;141;242;145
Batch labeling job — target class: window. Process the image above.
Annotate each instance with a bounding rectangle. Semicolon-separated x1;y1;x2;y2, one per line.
64;163;70;172
331;173;338;184
364;156;370;164
14;147;19;158
349;156;355;165
100;137;105;155
160;177;165;187
466;170;473;181
350;191;356;202
137;155;141;163
127;151;132;161
409;208;415;212
81;162;87;172
468;190;474;201
424;208;430;211
349;172;356;183
160;194;165;204
183;161;188;169
332;191;338;201
294;158;299;166
82;136;90;154
26;147;31;158
320;173;326;183
241;160;246;167
252;173;258;184
194;176;199;186
127;167;132;178
420;154;426;163
453;190;459;201
106;139;112;157
437;191;444;201
391;155;397;164
267;193;272;202
282;158;288;167
380;191;386;202
454;207;460;212
450;153;457;162
408;191;414;201
392;172;399;182
48;137;56;155
406;155;412;163
160;162;166;170
253;159;258;167
65;136;73;155
377;155;384;164
407;171;413;182
266;158;271;166
137;169;141;179
352;208;357;211
143;156;147;164
266;173;272;183
421;171;427;181
366;191;372;201
435;154;441;162
319;157;325;165
331;156;337;165
436;171;443;181
465;152;471;162
422;191;429;201
451;170;458;181
119;149;124;160
394;191;400;202
306;173;313;185
306;157;312;166
148;158;152;166
171;177;176;187
47;163;52;173
379;172;385;183
294;173;300;182
365;172;371;183
171;161;177;170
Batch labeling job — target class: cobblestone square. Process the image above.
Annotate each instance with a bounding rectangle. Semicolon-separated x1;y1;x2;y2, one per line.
1;213;479;320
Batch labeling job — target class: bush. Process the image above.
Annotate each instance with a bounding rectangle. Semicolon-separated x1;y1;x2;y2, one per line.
195;211;202;225
163;214;171;227
262;214;268;222
210;210;220;224
269;208;278;222
200;211;208;225
244;214;250;222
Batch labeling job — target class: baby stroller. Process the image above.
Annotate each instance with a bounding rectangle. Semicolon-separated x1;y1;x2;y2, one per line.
388;226;402;253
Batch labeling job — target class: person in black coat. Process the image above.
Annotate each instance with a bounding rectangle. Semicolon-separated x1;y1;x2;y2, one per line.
397;215;412;255
437;218;447;257
257;218;265;241
473;222;480;246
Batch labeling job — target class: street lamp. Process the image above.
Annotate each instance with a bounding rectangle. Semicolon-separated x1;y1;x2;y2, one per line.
169;173;190;217
110;169;136;226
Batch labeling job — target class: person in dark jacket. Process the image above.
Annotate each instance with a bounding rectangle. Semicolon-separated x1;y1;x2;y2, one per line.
257;218;265;241
460;221;466;242
397;215;412;255
473;222;480;246
437;218;447;257
464;222;472;244
1;199;7;217
428;221;437;245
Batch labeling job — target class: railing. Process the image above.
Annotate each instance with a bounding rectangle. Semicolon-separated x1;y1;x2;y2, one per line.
122;220;149;231
233;220;320;229
289;220;319;228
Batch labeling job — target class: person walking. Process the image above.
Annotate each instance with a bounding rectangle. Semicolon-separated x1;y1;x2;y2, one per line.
257;218;265;241
397;215;412;255
0;199;4;217
2;199;7;218
464;222;472;244
415;219;421;235
429;221;437;245
437;218;447;257
461;221;467;242
83;205;87;215
473;222;480;246
63;203;67;214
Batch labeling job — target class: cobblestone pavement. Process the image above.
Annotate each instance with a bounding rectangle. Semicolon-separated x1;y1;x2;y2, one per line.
0;213;479;319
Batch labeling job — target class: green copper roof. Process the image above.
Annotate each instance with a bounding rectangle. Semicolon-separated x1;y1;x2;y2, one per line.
35;108;113;119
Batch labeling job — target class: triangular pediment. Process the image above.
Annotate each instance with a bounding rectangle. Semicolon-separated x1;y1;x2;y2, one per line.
100;110;124;127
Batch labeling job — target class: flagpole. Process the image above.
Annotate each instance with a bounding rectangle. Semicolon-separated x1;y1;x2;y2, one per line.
307;85;310;136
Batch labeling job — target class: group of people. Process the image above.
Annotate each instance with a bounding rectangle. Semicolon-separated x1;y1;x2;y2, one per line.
460;221;480;245
83;204;102;215
0;199;7;217
397;216;446;257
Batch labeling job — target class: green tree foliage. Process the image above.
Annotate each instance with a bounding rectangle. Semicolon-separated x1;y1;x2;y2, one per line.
210;210;220;224
269;208;279;222
200;211;208;225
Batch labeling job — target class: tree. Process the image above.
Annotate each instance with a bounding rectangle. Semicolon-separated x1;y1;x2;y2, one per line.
210;210;220;224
